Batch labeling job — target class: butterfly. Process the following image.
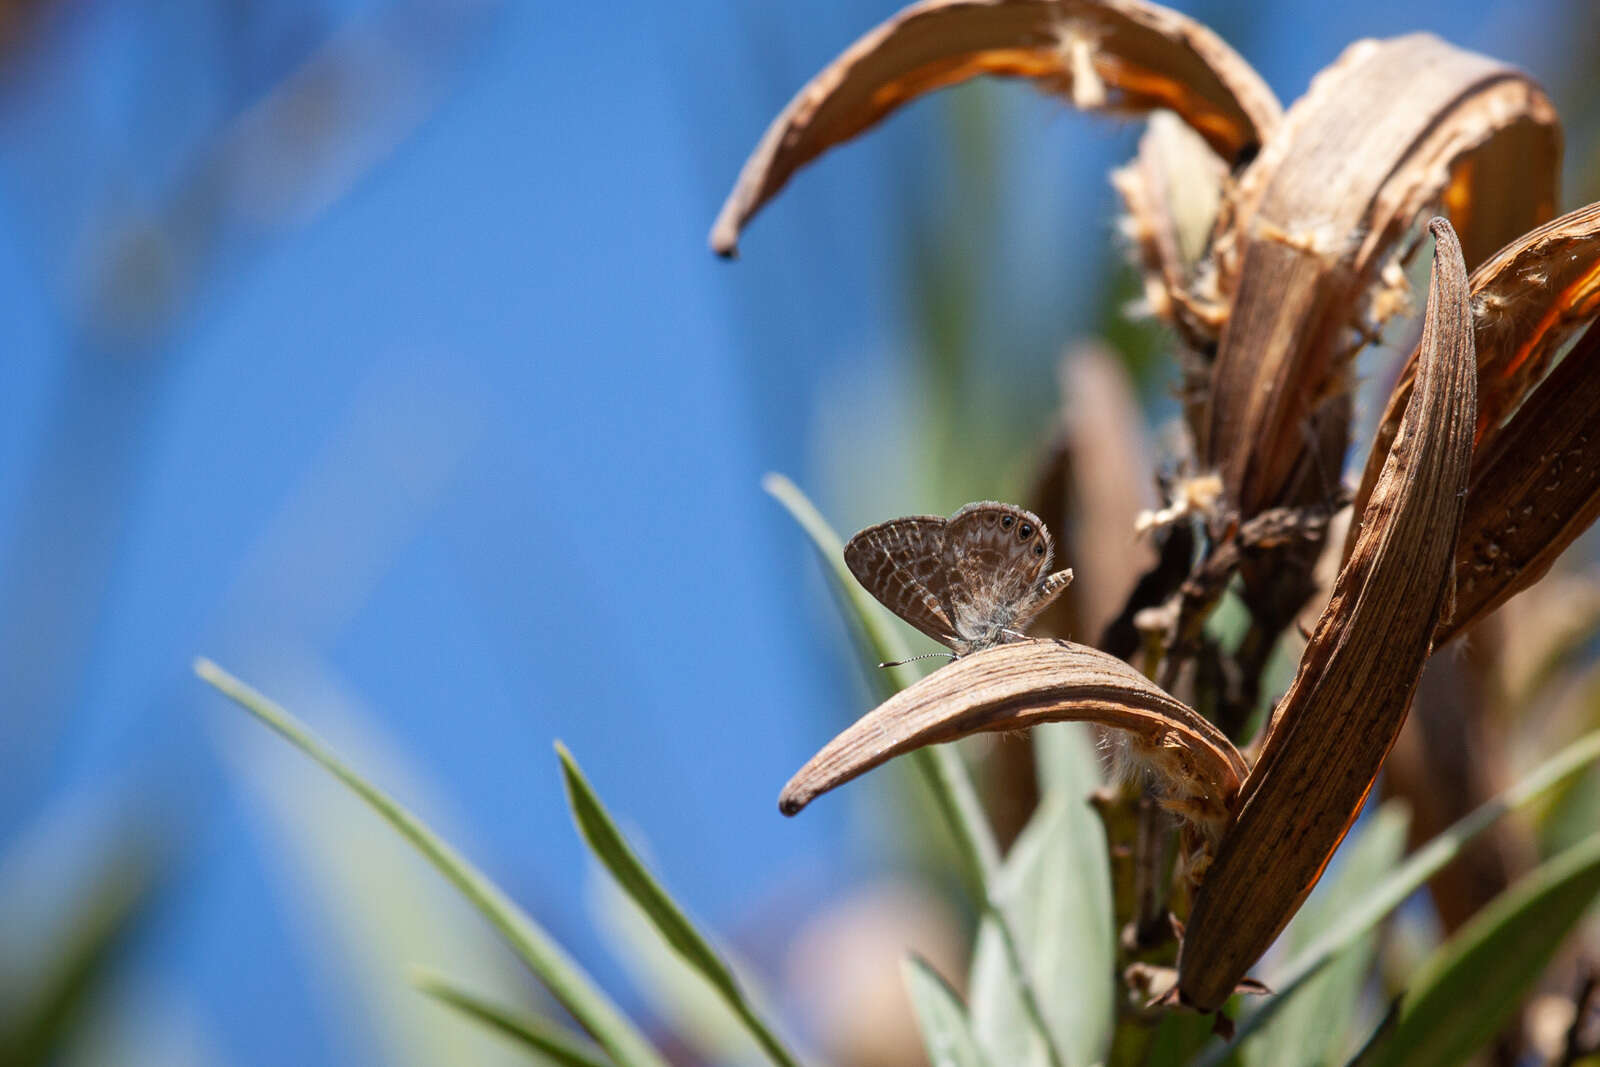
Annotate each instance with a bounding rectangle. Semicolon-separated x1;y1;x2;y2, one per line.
844;501;1074;658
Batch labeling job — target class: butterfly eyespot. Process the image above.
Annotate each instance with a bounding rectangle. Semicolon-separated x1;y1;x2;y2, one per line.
1018;523;1033;540
1033;543;1045;556
1000;515;1015;529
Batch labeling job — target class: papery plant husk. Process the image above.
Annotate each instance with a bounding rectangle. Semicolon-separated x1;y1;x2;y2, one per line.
1176;220;1477;1012
779;639;1246;848
709;0;1281;258
1201;34;1556;520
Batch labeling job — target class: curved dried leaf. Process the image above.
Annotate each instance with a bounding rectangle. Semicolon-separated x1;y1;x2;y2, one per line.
1178;219;1477;1014
1445;319;1600;641
710;0;1280;256
1349;204;1600;635
1205;34;1558;516
778;639;1245;840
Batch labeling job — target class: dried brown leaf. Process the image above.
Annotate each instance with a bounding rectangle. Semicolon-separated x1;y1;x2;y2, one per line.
710;0;1281;256
1349;204;1600;639
1204;34;1557;517
1445;318;1600;642
1177;219;1477;1013
778;639;1246;839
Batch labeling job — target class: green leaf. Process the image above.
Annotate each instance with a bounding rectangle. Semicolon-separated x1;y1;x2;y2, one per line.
1238;804;1409;1067
902;956;993;1067
557;745;803;1067
762;473;1000;889
1362;831;1600;1067
1196;726;1600;1066
194;658;668;1067
763;475;1066;1067
0;837;164;1067
410;967;614;1067
969;759;1115;1067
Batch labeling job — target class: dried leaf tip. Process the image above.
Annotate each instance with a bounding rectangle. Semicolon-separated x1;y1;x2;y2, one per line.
778;641;1245;844
1177;216;1477;1013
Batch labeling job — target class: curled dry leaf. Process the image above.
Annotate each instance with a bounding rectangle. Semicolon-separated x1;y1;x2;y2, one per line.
1445;319;1600;643
1349;203;1600;639
1177;219;1477;1014
709;0;1281;256
778;639;1246;843
1204;34;1557;517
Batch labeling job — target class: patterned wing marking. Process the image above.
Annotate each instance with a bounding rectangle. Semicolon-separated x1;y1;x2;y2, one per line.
942;502;1058;648
843;517;961;649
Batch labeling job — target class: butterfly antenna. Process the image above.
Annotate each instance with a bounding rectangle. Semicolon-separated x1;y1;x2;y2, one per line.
878;651;958;668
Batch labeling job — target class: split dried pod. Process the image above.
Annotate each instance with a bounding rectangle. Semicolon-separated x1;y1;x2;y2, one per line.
1176;219;1477;1013
779;639;1246;857
709;0;1281;257
1201;34;1556;518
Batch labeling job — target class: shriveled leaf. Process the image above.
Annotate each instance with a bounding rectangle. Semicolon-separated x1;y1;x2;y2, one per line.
1361;833;1600;1067
557;745;801;1067
1205;34;1557;516
1445;333;1600;639
710;0;1280;255
410;967;614;1067
1195;727;1600;1065
902;956;993;1067
1372;203;1600;641
193;659;669;1067
779;638;1245;845
1179;220;1477;1013
968;786;1114;1067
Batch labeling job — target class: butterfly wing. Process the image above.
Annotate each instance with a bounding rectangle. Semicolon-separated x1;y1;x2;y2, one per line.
844;517;962;649
941;502;1057;645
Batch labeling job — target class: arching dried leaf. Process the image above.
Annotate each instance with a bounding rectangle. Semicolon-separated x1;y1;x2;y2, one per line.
710;0;1280;256
778;639;1245;841
1444;319;1600;642
1204;34;1557;517
1349;203;1600;637
1178;219;1477;1014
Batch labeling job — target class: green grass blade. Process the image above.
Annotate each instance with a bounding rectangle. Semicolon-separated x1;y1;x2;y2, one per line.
969;788;1116;1067
410;966;614;1067
902;956;993;1067
556;744;804;1067
763;474;1063;1067
194;658;668;1067
1197;727;1600;1065
762;473;999;886
1361;832;1600;1067
0;841;164;1067
1238;804;1409;1067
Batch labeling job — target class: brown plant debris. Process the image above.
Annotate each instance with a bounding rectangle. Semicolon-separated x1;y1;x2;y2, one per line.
778;639;1246;847
1177;219;1478;1013
709;0;1281;256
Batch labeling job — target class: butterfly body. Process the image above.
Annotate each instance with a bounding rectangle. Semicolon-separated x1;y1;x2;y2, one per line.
844;502;1074;656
